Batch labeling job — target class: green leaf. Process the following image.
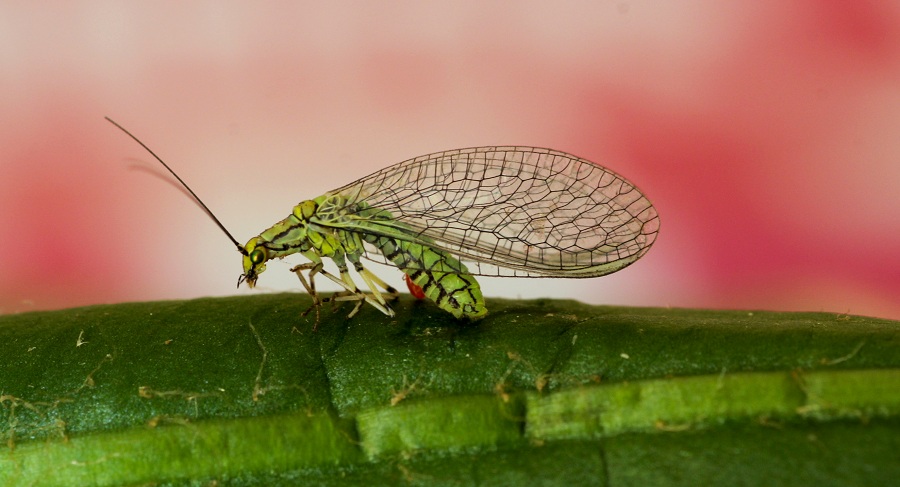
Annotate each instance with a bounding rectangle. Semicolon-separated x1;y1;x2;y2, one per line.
1;294;898;486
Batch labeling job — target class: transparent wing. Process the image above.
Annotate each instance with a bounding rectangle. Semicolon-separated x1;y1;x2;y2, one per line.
329;146;659;278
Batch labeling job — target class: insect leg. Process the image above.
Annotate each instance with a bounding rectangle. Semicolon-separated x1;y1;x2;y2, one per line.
289;260;324;327
328;258;397;318
320;285;395;318
348;262;387;307
356;264;401;303
320;265;401;319
290;250;366;326
343;232;400;304
339;251;399;305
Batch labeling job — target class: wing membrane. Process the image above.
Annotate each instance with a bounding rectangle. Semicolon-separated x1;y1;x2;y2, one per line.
329;147;659;278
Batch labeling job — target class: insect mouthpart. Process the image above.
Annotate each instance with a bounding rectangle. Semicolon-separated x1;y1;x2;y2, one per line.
238;258;266;288
237;272;258;289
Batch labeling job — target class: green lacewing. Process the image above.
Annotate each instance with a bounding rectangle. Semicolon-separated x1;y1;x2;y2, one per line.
107;117;659;326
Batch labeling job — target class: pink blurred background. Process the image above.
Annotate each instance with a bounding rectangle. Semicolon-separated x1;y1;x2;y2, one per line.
1;1;898;320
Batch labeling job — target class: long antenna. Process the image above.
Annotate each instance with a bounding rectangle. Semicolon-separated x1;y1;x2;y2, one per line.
105;116;247;255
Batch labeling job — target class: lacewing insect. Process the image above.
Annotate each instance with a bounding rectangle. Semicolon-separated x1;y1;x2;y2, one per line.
106;117;659;326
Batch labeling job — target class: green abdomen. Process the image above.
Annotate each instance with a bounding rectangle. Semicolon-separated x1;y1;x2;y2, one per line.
363;234;486;320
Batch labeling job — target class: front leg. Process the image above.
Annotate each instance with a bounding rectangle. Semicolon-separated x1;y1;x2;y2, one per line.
290;261;324;328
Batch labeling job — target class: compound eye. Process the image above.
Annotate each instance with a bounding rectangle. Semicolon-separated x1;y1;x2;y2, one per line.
250;248;266;265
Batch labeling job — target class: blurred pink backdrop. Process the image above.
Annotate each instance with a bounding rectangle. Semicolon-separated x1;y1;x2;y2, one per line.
1;1;898;320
